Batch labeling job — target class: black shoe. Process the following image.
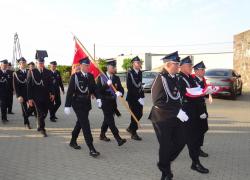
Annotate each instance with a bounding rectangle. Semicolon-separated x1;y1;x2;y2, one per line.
37;127;41;132
191;161;209;174
117;138;127;146
199;149;209;157
8;112;14;114
54;116;58;119
126;128;132;134
50;118;57;122
41;130;48;137
89;149;100;157
69;141;81;150
100;134;111;142
2;119;9;123
161;174;172;180
25;124;32;129
131;133;142;141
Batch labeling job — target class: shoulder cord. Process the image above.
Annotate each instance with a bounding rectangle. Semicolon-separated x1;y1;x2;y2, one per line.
30;70;44;86
161;75;180;100
74;74;88;94
13;72;27;84
0;76;7;83
181;76;191;88
129;72;142;89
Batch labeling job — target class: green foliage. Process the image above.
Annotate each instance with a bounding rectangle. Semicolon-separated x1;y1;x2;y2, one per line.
55;65;72;84
122;58;132;72
97;58;107;72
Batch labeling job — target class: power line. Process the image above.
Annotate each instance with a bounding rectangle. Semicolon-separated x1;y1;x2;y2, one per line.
95;41;233;48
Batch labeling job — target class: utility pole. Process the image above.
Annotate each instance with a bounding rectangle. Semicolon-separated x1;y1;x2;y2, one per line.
94;43;95;60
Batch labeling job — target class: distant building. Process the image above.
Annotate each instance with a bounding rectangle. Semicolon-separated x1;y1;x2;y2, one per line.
116;52;233;72
234;29;250;89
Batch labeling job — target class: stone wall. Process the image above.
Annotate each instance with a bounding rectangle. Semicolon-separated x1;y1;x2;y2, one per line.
234;30;250;89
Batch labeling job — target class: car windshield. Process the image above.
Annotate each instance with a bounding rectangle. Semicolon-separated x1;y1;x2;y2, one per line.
205;70;230;77
142;72;157;78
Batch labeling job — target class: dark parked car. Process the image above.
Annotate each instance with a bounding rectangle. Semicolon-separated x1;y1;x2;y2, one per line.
142;71;159;92
205;68;243;99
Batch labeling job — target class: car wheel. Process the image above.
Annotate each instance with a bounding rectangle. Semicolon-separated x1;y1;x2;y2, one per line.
238;87;242;95
230;89;237;100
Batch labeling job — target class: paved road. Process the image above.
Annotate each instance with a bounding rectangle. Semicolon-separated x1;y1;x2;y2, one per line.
0;89;249;180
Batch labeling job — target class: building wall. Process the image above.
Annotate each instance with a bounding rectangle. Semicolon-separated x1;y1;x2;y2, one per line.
234;30;250;89
149;52;233;71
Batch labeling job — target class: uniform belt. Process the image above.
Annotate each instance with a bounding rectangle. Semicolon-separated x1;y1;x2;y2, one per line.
103;95;116;100
75;94;89;98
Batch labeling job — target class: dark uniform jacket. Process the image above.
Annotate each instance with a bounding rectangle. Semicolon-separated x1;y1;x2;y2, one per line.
13;69;28;101
6;70;14;95
148;69;181;125
51;70;64;93
177;71;204;135
192;75;209;133
27;68;54;103
96;73;124;115
0;70;9;100
126;69;144;104
65;72;99;111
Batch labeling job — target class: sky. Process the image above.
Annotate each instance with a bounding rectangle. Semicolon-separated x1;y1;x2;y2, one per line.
0;0;249;65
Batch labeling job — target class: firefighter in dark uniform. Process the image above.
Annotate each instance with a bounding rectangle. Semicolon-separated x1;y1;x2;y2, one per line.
6;62;14;114
28;62;35;70
96;59;127;146
13;57;31;129
49;61;64;122
149;51;188;180
27;61;37;117
192;61;209;157
177;56;209;174
126;56;144;140
0;60;10;123
27;50;55;137
64;57;100;157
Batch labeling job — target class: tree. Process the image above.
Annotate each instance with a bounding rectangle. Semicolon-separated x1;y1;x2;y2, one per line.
97;58;107;72
122;58;132;72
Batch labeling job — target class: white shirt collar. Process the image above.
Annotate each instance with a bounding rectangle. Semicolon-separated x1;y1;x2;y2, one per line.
81;71;87;77
133;68;139;74
169;73;175;78
20;68;26;73
107;72;113;79
196;75;203;81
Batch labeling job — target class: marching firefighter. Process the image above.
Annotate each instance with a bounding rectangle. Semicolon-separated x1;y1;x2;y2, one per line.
149;51;187;180
126;56;145;141
96;59;127;146
64;57;100;157
49;61;64;122
27;50;55;137
177;56;209;174
13;57;31;129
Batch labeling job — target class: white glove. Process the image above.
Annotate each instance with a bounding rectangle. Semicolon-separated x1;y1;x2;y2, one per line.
64;107;71;115
96;99;102;108
205;86;219;95
115;91;122;97
205;86;214;95
107;80;112;86
177;109;189;122
138;98;144;106
200;113;207;119
18;96;24;103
